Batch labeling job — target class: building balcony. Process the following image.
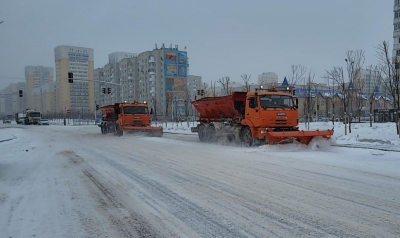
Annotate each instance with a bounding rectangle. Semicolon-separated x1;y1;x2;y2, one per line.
148;57;155;63
394;31;400;38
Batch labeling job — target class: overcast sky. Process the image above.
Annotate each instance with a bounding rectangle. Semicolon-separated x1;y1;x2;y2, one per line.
0;0;394;90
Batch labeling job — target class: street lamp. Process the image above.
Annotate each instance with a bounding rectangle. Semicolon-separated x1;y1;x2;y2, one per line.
369;97;373;127
345;58;354;133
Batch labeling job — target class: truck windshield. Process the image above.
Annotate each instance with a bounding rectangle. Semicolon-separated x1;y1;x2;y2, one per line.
259;95;294;109
123;106;148;114
30;112;41;117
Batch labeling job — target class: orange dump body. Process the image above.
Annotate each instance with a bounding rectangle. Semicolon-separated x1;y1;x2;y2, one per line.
191;92;246;123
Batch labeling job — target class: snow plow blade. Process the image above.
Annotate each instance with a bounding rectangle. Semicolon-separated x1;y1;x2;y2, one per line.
123;126;163;137
265;129;334;145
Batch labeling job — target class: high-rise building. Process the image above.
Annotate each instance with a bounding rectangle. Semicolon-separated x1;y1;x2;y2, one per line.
108;52;138;64
258;72;278;87
394;0;400;58
54;45;94;114
0;82;26;116
187;75;202;99
95;45;189;120
32;82;56;115
25;66;53;109
359;69;383;94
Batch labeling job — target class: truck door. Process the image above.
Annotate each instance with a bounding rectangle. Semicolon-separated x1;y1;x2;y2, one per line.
247;97;260;126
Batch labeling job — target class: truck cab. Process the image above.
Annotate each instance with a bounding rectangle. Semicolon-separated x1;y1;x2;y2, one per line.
243;89;299;131
115;101;152;127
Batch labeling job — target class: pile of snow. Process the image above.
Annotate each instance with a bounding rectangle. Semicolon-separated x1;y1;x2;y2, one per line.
299;121;400;147
159;120;400;147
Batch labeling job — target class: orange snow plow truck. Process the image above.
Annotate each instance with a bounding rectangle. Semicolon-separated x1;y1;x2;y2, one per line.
99;101;163;137
191;88;333;146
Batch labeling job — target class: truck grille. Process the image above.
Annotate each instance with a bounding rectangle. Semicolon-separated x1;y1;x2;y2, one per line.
275;119;287;125
133;121;142;126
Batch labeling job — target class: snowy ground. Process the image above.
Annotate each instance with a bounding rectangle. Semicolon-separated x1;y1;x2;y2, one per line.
0;122;399;237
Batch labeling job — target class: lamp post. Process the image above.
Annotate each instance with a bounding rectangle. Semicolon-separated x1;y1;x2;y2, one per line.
345;58;354;133
369;97;373;127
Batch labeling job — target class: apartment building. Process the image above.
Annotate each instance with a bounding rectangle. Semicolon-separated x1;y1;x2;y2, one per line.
0;82;26;116
25;66;53;109
109;52;138;64
394;0;400;58
31;82;56;115
54;45;94;114
359;69;384;94
95;46;190;119
187;75;202;99
258;72;278;87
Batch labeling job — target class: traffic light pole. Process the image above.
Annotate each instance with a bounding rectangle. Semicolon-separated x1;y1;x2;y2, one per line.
68;77;123;102
68;77;123;123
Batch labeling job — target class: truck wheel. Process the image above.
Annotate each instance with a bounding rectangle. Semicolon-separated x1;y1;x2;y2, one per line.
198;124;206;142
241;127;254;147
115;125;123;137
207;125;216;142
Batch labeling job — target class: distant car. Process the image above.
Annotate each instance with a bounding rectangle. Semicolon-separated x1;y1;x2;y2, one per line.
3;119;11;124
38;119;49;125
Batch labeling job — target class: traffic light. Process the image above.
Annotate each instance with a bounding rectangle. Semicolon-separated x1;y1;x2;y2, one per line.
107;87;111;94
68;72;73;83
102;88;106;94
19;90;23;97
197;89;200;95
96;104;99;110
201;89;205;96
293;89;296;96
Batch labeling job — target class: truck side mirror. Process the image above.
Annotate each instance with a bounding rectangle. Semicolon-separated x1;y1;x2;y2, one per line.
115;108;121;114
294;98;299;109
249;97;256;108
150;108;153;114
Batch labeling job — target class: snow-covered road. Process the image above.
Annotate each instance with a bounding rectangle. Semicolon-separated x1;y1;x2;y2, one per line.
1;124;399;237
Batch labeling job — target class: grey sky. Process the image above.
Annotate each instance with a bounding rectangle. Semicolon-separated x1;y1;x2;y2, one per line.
0;0;394;90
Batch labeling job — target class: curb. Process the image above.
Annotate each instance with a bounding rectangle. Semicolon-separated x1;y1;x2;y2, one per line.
332;144;400;152
0;134;17;143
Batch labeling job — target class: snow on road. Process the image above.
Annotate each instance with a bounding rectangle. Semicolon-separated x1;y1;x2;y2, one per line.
0;123;399;237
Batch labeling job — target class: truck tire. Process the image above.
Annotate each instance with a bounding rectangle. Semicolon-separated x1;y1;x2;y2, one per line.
207;125;216;142
115;125;123;137
241;127;254;147
198;124;206;142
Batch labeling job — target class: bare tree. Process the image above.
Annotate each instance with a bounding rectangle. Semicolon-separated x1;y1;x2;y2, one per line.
326;66;349;135
202;82;211;97
353;71;366;122
376;41;400;134
210;80;216;96
288;64;307;87
345;49;365;131
241;74;252;92
366;65;383;126
323;73;337;125
303;70;316;130
218;77;232;95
